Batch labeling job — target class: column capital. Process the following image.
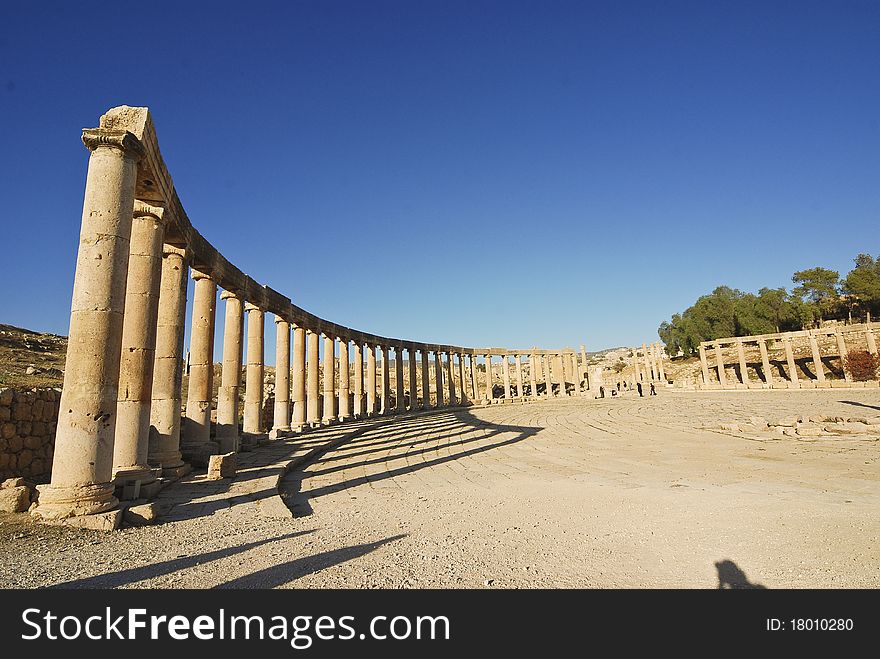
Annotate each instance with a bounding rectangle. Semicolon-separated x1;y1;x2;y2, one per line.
162;244;187;258
219;289;242;301
132;199;166;223
81;128;146;160
244;302;265;313
191;267;213;282
274;315;290;325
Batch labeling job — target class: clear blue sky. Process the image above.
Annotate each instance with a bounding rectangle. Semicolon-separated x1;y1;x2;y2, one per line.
2;0;878;360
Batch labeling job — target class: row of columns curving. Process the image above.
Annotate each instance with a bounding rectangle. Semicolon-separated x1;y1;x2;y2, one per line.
32;108;593;527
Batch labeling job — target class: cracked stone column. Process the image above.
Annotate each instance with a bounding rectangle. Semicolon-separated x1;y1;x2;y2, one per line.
736;339;750;385
502;355;511;399
148;245;189;475
484;355;494;401
782;336;799;387
243;304;265;434
809;332;826;383
396;347;405;412
835;329;851;382
529;354;538;399
272;318;291;437
446;352;456;405
381;345;391;414
434;351;445;407
291;325;306;431
323;334;336;424
35;128;144;523
338;338;350;421
758;338;773;386
216;291;244;452
113;201;166;485
182;268;218;460
713;343;727;387
469;354;479;401
698;344;710;385
366;343;377;416
307;329;320;426
421;349;431;410
353;341;364;418
408;348;418;409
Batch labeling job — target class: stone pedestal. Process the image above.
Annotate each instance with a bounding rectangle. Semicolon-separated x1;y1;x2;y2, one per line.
216;291;244;452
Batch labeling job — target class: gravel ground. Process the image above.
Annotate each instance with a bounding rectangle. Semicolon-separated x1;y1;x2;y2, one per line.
1;389;877;589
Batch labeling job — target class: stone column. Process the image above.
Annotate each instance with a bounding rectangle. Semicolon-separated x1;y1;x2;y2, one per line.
35;129;144;523
306;329;320;426
243;304;265;434
485;355;494;401
434;351;445;407
655;344;667;382
758;338;773;386
713;343;727;387
182;269;218;459
809;332;826;383
835;329;851;382
446;352;456;405
698;344;710;385
556;354;567;396
291;325;306;430
272;318;291;437
457;353;467;404
529;354;539;399
408;348;418;409
366;343;377;416
539;354;550;397
469;354;479;401
866;325;877;355
380;345;391;414
323;334;336;423
421;349;431;410
338;338;351;421
148;245;188;476
502;355;512;399
395;347;405;412
353;341;364;417
580;345;589;380
515;355;525;399
642;343;654;381
113;201;167;485
782;336;799;386
216;291;244;452
736;339;750;385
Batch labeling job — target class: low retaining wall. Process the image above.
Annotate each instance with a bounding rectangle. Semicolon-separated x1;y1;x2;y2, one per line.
0;388;59;481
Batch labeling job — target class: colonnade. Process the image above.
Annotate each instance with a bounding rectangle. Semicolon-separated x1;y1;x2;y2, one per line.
32;106;595;529
630;342;667;384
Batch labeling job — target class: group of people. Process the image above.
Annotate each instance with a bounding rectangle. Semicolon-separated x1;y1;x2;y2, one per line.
596;380;657;398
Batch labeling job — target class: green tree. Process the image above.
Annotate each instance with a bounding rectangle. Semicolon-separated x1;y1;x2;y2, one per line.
792;267;840;322
842;254;880;317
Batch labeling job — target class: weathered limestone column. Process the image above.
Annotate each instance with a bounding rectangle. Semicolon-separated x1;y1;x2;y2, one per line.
580;345;589;380
758;338;774;386
643;343;655;381
113;201;166;484
307;329;320;426
434;351;445;406
446;352;456;405
515;355;525;399
243;304;265;434
502;355;512;399
421;349;431;410
485;355;494;401
457;353;468;404
148;245;188;475
835;329;851;382
469;354;479;401
656;344;667;382
782;336;799;386
713;343;727;387
323;334;336;423
182;269;218;458
866;325;878;355
809;332;826;383
542;354;554;397
408;348;418;409
736;339;750;385
215;291;244;452
366;343;377;416
529;354;539;399
633;350;642;383
35;128;144;523
380;345;391;414
698;344;710;385
353;341;364;417
339;338;351;421
556;353;567;396
395;347;405;412
272;318;291;437
291;325;306;430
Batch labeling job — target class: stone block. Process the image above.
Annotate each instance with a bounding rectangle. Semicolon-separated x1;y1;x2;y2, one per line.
0;407;10;422
207;452;237;480
1;422;15;440
124;502;163;526
17;449;33;468
7;435;23;452
32;399;45;419
12;403;31;421
0;389;13;406
16;421;32;436
0;486;32;513
24;435;42;450
57;509;123;531
1;477;26;488
31;421;46;436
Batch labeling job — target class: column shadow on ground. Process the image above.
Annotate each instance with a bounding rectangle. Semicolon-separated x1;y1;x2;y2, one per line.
840;400;880;411
281;406;541;517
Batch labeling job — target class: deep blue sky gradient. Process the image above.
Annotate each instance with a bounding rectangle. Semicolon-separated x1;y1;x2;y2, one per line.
1;1;878;359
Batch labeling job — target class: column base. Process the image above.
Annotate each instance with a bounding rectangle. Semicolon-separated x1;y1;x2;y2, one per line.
113;465;157;486
32;482;119;521
269;427;291;439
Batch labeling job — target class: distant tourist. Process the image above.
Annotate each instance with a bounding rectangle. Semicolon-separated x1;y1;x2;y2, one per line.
650;382;657;396
636;382;643;397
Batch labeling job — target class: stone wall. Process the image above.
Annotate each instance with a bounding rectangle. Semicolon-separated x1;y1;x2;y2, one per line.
0;387;59;481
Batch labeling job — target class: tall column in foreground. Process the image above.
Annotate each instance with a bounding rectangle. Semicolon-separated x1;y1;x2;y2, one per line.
182;269;218;460
35;129;144;523
243;304;265;434
272;318;291;437
291;325;306;431
306;329;320;426
338;338;351;421
396;347;405;412
216;291;244;452
366;343;377;416
323;334;336;424
421;349;431;410
353;341;364;418
148;245;189;475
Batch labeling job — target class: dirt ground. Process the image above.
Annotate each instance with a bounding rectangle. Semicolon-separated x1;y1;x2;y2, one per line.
0;389;877;589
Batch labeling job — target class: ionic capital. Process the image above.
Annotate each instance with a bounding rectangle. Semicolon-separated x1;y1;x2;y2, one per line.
244;302;265;313
274;316;290;325
220;290;242;301
191;268;214;282
162;244;187;259
133;199;166;223
81;128;146;161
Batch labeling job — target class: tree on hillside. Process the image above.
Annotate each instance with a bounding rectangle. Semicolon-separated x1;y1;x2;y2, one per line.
842;253;880;317
792;267;840;323
754;287;801;333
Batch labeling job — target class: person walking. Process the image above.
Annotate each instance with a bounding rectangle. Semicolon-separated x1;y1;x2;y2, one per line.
650;382;657;396
636;381;643;397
